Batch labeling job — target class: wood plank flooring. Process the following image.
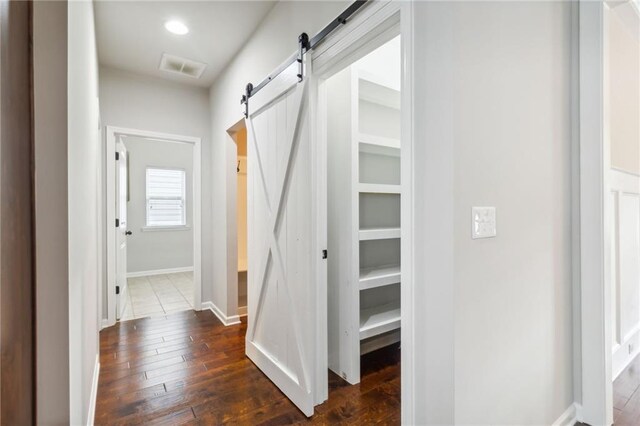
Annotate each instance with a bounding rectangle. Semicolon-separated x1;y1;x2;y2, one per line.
96;310;400;425
613;354;640;425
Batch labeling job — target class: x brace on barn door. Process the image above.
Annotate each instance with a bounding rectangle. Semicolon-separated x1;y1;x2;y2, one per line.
240;0;369;118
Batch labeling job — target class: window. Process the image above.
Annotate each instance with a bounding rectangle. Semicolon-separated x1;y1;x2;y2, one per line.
146;167;186;227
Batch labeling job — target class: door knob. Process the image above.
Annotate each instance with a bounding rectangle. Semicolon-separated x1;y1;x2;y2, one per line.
125;231;132;235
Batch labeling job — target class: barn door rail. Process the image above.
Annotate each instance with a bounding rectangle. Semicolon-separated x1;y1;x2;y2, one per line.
241;0;369;118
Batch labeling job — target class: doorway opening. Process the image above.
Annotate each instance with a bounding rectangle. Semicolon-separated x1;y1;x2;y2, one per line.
579;2;640;424
119;136;194;320
105;127;202;327
229;123;249;319
324;33;402;411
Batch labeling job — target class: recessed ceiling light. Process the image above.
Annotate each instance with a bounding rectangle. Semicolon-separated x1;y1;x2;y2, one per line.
164;20;189;35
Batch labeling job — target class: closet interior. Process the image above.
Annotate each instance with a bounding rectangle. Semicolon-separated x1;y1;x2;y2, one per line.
327;36;402;385
236;127;248;317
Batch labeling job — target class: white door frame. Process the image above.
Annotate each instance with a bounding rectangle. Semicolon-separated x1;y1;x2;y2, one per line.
578;1;613;424
225;119;248;324
105;125;202;327
579;1;640;424
309;1;417;422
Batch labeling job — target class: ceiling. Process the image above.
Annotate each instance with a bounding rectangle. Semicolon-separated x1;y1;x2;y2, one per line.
94;1;276;88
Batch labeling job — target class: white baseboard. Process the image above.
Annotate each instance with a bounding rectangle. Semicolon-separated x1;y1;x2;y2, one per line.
552;402;581;426
201;301;241;326
575;403;583;423
238;305;247;317
100;318;110;330
87;354;100;426
127;266;194;278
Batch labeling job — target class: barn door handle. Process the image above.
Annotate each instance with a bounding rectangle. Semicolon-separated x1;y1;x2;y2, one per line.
125;231;132;236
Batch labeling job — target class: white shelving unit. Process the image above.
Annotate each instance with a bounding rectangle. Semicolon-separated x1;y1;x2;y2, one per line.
327;44;402;385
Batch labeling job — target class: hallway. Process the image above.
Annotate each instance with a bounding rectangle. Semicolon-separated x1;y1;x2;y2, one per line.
95;310;400;424
5;0;631;423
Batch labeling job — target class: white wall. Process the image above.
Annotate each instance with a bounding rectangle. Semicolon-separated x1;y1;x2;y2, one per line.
208;0;348;318
413;1;575;424
609;4;640;175
123;136;194;273
68;0;101;423
33;1;70;423
99;66;212;313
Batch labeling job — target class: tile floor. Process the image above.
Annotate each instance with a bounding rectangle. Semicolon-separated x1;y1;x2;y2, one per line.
121;272;194;321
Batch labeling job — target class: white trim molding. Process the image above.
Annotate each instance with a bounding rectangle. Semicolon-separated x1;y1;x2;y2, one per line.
100;318;110;330
611;167;640;189
552;403;580;426
201;301;241;326
87;354;100;426
553;403;582;426
127;266;194;279
578;2;614;425
610;168;640;379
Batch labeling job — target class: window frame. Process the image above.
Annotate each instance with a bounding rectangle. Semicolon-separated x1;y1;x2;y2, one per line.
144;166;188;230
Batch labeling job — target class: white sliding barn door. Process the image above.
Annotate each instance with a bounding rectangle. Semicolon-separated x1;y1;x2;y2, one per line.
245;59;319;416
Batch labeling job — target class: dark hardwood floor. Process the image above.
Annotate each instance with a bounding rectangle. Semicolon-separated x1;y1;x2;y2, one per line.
96;310;400;425
613;354;640;425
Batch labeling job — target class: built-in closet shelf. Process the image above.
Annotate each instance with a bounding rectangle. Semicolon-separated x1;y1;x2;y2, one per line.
359;133;400;158
359;265;401;291
358;183;401;194
359;300;401;340
360;143;400;158
359;227;401;241
359;133;400;149
359;72;400;110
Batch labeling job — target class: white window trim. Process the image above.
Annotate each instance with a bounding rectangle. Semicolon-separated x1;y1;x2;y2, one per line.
141;225;191;232
145;166;187;228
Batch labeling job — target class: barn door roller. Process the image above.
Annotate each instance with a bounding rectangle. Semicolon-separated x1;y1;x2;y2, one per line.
241;0;368;118
296;33;310;83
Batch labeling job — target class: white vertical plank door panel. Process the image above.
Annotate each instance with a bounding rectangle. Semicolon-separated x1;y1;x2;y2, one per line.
245;59;317;416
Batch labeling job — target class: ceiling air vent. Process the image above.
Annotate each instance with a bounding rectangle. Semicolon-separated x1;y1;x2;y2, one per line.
159;53;207;79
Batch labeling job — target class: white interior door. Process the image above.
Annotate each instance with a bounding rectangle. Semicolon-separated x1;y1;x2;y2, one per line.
245;59;321;416
115;139;129;319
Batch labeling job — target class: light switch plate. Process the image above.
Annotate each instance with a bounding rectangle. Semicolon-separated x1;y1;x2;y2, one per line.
472;207;496;239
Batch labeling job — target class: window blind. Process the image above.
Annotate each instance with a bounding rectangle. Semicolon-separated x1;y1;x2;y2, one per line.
146;168;186;227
